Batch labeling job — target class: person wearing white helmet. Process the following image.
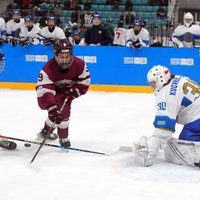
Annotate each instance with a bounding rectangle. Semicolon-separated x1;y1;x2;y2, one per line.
172;12;200;48
133;65;200;167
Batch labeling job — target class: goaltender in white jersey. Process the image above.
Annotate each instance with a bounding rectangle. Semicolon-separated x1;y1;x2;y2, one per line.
172;12;200;48
133;65;200;167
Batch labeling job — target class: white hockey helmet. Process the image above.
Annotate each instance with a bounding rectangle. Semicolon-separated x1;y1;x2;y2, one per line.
147;65;171;94
184;12;194;27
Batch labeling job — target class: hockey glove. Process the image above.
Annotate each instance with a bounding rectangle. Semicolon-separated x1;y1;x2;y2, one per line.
63;87;81;100
48;105;63;124
132;40;142;49
20;37;34;47
43;38;54;46
7;37;18;47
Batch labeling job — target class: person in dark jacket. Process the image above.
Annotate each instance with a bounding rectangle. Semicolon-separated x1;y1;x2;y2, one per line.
84;13;112;46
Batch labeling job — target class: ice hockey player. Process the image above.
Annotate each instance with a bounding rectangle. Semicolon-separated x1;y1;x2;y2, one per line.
126;19;149;49
172;12;200;48
6;9;24;46
133;65;200;167
19;15;40;47
36;38;90;148
40;15;66;46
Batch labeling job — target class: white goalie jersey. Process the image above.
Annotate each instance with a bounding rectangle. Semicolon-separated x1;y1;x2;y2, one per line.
154;75;200;132
172;24;200;48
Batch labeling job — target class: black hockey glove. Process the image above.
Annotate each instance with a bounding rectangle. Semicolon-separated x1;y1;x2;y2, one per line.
43;38;54;46
132;39;142;49
7;37;18;47
48;105;63;124
20;37;34;47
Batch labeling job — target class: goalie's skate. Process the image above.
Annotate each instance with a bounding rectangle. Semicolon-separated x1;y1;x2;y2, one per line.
36;128;58;141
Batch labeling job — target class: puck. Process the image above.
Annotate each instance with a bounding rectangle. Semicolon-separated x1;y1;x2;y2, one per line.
24;143;31;147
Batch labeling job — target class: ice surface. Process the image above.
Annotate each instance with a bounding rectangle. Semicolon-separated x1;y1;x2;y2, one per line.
1;90;200;200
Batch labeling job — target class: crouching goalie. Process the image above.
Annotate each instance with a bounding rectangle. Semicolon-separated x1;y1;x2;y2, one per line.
133;65;200;167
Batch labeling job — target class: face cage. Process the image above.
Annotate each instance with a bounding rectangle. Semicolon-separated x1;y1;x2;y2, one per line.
56;55;73;70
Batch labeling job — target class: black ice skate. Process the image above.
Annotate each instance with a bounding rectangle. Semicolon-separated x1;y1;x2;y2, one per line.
37;128;58;140
0;140;17;150
59;138;71;148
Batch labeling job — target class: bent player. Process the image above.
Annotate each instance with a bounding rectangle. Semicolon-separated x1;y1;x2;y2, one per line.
133;65;200;167
36;39;90;148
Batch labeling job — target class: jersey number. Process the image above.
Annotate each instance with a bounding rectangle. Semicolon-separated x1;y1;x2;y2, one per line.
157;102;166;110
38;73;43;82
183;80;200;96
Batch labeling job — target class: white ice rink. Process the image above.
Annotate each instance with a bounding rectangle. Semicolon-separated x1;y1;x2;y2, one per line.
1;89;200;200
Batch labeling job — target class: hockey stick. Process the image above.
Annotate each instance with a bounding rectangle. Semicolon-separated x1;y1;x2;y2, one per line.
29;98;68;164
0;135;106;155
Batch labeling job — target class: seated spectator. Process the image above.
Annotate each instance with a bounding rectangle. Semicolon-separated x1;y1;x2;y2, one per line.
84;11;92;27
64;0;70;9
54;0;62;17
84;13;112;46
125;0;133;11
156;6;167;20
71;10;78;23
104;18;115;40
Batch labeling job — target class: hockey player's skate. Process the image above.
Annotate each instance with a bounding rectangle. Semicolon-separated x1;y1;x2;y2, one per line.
37;128;58;141
59;138;71;148
0;139;17;150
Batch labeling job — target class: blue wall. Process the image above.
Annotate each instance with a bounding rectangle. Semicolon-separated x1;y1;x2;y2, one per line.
0;44;200;86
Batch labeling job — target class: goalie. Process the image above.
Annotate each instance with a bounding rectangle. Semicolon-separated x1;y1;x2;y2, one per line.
133;65;200;167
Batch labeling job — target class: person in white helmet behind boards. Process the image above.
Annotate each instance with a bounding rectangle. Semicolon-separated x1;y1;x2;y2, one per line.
172;12;200;48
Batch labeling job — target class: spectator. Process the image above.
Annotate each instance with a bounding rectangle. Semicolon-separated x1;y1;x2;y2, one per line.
126;19;150;48
84;11;92;27
104;18;115;40
84;13;112;46
125;0;133;11
156;6;167;20
113;21;127;46
71;10;78;23
172;12;200;48
54;0;62;17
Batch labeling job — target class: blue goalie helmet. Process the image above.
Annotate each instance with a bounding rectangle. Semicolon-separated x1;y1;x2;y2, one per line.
0;50;5;72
